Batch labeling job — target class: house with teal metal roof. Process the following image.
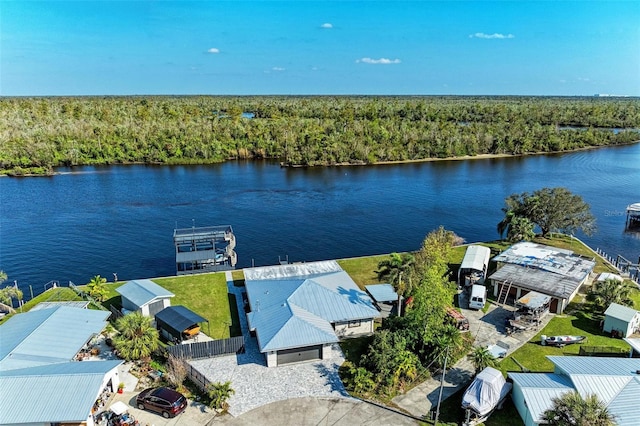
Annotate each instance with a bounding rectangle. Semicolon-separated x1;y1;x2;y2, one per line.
0;306;123;425
244;260;380;367
509;356;640;426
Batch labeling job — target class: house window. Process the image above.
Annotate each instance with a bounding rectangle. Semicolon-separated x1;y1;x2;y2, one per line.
348;320;361;328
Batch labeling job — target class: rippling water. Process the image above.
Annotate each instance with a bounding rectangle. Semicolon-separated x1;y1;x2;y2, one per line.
1;144;638;297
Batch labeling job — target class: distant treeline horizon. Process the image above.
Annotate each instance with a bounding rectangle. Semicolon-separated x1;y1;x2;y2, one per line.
1;96;639;175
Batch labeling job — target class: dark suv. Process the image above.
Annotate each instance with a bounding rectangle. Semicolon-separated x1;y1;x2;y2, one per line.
136;387;187;418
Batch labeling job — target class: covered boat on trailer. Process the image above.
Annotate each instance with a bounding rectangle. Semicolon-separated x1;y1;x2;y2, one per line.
462;367;512;425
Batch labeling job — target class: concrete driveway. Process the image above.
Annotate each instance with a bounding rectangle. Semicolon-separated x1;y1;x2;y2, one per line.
108;392;216;426
213;397;418;425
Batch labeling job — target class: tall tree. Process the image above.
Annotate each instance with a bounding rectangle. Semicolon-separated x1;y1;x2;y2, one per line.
86;275;108;302
497;211;535;242
0;270;7;285
500;187;596;237
113;312;159;361
541;391;616;426
377;252;415;313
0;286;23;313
587;279;635;313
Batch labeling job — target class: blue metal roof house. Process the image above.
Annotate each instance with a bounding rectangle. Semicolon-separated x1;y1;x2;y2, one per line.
0;306;123;425
509;356;640;426
116;279;174;317
244;260;380;367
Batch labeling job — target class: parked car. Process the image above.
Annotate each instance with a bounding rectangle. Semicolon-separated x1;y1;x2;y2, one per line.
136;387;187;418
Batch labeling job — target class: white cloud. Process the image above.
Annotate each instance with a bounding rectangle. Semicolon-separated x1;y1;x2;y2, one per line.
356;57;401;64
469;32;515;39
207;48;220;53
321;23;333;29
272;67;285;71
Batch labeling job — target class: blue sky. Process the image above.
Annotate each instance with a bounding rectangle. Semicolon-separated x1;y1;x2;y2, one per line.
1;1;639;96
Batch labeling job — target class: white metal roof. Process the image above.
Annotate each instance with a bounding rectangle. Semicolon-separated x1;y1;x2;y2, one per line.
492;242;595;282
460;245;491;272
606;377;640;426
604;303;640;323
31;301;90;311
596;272;624;282
627;203;640;213
0;306;109;371
116;279;174;308
0;360;121;424
623;337;640;354
571;375;634;404
244;261;379;353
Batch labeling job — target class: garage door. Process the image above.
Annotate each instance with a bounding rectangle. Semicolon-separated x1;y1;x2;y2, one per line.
277;345;322;365
148;300;165;317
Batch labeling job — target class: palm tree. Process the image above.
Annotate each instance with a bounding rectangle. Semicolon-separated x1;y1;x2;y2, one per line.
86;275;108;302
541;391;616;426
497;211;535;242
468;346;498;374
587;279;635;313
207;381;235;411
0;270;7;285
113;312;159;361
377;252;415;315
0;272;23;313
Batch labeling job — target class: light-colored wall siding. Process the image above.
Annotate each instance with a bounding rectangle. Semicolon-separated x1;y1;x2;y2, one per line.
511;382;538;426
603;316;632;337
266;351;277;367
334;319;374;338
121;297;137;312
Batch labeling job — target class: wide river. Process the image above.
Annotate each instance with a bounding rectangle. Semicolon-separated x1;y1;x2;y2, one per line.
1;144;639;297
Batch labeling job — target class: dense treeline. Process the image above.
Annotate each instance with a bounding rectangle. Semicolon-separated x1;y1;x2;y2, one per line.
1;96;639;175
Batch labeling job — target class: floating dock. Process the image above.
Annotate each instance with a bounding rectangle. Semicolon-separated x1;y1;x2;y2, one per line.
174;225;237;275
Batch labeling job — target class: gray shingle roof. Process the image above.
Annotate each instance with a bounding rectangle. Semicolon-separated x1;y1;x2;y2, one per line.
116;279;174;307
0;361;121;424
604;303;640;323
245;261;379;353
0;306;109;371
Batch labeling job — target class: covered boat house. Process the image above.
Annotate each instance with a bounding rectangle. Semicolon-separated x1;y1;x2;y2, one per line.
458;245;491;286
174;225;237;275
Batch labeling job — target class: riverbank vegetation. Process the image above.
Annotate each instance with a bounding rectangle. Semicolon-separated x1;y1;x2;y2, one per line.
2;96;639;175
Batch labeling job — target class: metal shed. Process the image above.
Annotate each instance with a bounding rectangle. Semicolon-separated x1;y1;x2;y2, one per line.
155;306;208;343
458;245;491;286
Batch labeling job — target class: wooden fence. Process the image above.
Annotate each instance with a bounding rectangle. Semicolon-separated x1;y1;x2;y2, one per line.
185;363;211;392
166;336;245;360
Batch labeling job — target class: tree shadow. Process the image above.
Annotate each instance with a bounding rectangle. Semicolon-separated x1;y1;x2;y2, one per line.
337;286;376;308
314;362;349;396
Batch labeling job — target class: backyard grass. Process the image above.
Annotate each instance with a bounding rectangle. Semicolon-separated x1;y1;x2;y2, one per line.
499;308;632;375
154;273;238;339
231;270;245;287
0;286;83;324
338;254;391;290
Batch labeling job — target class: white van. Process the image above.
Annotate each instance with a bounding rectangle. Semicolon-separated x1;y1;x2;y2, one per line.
469;285;487;310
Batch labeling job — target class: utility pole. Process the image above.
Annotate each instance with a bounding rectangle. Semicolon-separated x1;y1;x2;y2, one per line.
434;345;449;425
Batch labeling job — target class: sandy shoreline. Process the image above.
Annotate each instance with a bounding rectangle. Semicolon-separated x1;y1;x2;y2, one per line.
3;140;638;177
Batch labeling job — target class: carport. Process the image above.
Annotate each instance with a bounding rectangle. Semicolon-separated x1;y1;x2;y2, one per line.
155;305;208;343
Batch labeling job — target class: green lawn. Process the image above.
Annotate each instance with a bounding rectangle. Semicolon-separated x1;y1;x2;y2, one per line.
154;273;238;339
499;310;632;375
0;287;83;324
338;254;391;290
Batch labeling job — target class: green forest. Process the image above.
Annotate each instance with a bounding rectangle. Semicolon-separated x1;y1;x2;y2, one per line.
1;96;639;175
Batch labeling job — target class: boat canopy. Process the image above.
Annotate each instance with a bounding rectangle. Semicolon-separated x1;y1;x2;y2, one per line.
460;245;491;273
627;203;640;213
462;367;512;417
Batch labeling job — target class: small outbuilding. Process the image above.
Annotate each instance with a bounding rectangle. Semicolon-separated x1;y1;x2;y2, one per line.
603;303;640;338
155;305;208;343
365;284;398;317
458;245;491;286
116;279;174;317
